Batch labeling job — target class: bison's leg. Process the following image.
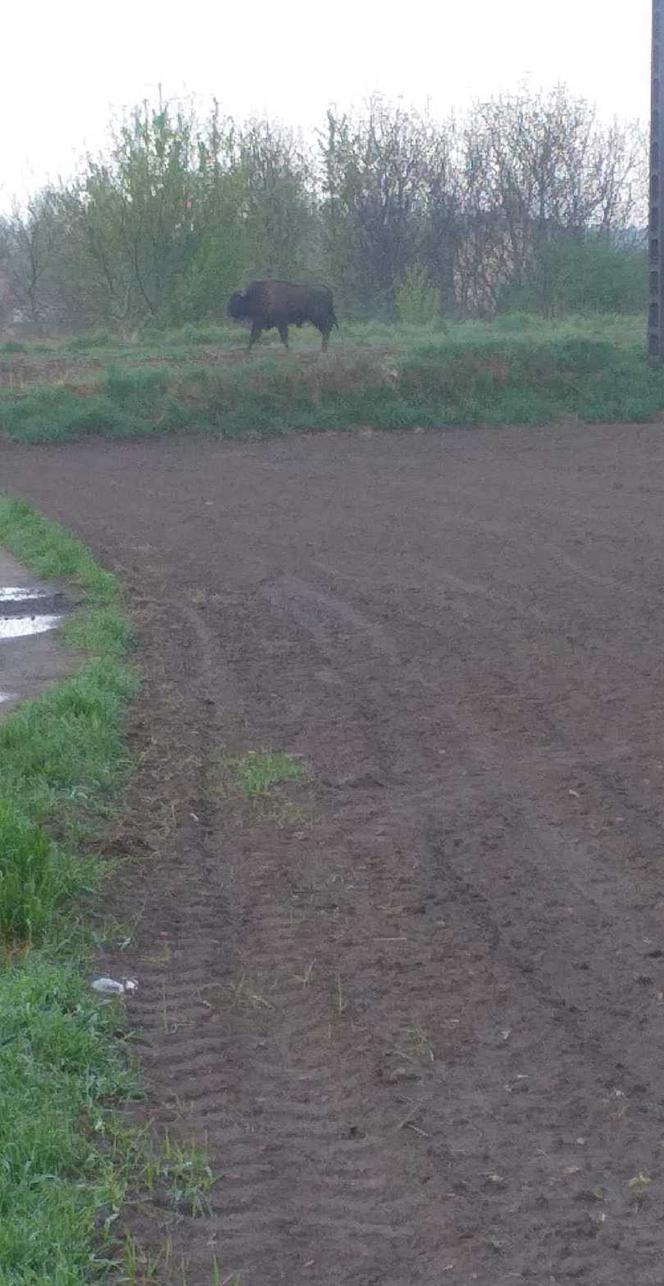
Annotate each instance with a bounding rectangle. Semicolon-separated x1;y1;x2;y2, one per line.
321;326;332;352
247;322;262;352
278;322;289;349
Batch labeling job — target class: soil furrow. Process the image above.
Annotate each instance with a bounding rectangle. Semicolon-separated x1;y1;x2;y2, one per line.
4;425;664;1283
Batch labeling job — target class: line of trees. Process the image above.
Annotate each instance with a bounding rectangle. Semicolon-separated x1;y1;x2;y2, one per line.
0;87;647;334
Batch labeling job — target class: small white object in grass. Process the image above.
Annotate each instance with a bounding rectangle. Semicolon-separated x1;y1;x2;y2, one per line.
92;977;124;994
92;977;139;995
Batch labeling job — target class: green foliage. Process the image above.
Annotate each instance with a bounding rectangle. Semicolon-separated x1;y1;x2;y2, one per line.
502;235;647;316
395;266;441;325
173;231;245;322
0;87;646;333
554;238;646;314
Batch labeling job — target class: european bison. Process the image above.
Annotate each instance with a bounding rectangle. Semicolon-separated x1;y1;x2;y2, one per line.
227;280;338;352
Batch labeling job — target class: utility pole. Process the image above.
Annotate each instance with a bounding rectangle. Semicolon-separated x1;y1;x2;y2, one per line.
649;0;664;361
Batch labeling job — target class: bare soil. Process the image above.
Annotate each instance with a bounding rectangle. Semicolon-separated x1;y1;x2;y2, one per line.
3;423;664;1283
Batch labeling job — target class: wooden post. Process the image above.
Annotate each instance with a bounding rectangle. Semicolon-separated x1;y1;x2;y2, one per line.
649;0;664;361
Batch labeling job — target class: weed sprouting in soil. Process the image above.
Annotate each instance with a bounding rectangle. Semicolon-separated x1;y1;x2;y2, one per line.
223;749;304;797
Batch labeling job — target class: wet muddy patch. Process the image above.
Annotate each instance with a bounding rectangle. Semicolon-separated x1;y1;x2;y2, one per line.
0;550;76;718
0;586;70;639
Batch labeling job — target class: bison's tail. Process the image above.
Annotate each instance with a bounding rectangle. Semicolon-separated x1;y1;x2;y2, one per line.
331;309;339;330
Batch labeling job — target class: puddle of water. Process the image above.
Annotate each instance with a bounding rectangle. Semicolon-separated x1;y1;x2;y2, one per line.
0;614;62;640
0;587;51;601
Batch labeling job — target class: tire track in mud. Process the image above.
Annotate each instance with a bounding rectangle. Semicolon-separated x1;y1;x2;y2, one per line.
204;570;664;1283
6;428;664;1282
112;596;442;1285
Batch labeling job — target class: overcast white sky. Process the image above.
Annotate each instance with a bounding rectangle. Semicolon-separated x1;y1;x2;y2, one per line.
1;0;651;206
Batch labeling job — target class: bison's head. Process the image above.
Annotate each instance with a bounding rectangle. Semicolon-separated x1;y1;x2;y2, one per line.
227;289;249;321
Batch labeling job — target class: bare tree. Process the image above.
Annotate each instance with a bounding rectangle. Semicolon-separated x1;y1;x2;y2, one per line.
320;98;434;315
465;88;646;313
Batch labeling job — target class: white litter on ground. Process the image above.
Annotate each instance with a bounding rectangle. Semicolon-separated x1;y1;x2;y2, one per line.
91;977;139;995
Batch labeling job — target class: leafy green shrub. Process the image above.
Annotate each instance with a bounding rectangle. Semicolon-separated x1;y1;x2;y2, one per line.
395;266;440;325
502;236;647;317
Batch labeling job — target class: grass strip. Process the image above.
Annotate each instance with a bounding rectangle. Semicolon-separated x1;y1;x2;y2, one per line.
0;494;140;1282
1;318;662;442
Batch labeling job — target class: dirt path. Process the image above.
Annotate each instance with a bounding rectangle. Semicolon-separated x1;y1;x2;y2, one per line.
4;424;664;1283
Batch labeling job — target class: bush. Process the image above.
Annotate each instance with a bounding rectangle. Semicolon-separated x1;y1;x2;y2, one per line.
395;266;441;326
502;235;647;317
172;231;246;324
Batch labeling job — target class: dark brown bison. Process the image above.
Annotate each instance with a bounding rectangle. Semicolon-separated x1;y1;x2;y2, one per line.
227;280;338;351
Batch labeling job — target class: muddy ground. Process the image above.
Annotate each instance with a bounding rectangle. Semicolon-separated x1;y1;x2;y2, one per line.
3;423;664;1284
0;547;75;717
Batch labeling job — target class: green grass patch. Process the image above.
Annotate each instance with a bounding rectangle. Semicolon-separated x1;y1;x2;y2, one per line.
0;494;144;1279
225;749;304;798
0;656;136;835
0;315;660;441
0;384;137;443
0;955;136;1281
0;495;116;600
0;802;95;942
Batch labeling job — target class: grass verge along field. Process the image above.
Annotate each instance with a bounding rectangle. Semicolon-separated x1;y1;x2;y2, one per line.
0;496;139;1281
1;314;661;441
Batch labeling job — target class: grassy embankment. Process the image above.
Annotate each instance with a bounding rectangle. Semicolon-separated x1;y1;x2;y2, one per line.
1;314;661;442
0;499;215;1282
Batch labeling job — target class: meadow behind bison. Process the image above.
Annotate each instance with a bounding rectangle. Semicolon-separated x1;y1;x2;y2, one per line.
227;280;338;351
1;315;660;444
